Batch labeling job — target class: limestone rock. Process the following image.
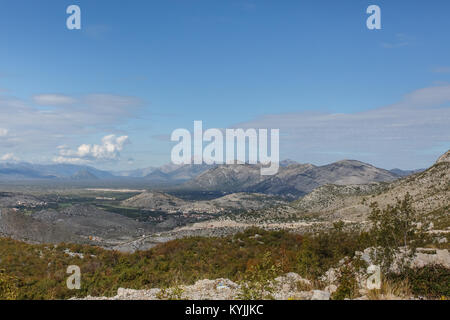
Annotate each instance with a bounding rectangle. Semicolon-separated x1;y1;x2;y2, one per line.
436;150;450;164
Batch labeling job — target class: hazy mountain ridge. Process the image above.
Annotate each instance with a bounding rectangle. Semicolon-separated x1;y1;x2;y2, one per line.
389;168;425;177
0;162;214;182
0;162;113;180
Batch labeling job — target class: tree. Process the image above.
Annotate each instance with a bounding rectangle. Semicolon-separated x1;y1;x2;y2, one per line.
368;193;424;273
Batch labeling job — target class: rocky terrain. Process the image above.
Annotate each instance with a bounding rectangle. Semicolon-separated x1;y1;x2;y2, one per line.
289;150;450;222
132;150;450;241
0;192;47;208
0;208;84;244
121;191;287;214
121;191;194;212
0;205;157;248
0;151;448;255
76;248;450;300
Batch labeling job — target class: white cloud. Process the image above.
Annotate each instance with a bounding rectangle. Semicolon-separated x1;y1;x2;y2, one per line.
235;85;450;169
1;153;19;161
33;94;76;106
0;128;8;137
0;93;142;153
54;135;130;164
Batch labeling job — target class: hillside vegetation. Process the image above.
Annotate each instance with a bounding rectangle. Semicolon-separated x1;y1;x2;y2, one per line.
1;206;448;300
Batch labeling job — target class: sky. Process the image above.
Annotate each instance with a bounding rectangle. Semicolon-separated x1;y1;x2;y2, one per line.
0;0;449;170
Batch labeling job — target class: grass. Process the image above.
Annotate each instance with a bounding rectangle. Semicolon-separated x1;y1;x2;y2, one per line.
367;278;412;300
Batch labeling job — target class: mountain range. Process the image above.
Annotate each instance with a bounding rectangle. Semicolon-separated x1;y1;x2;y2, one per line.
0;159;420;199
181;160;401;198
0;163;114;180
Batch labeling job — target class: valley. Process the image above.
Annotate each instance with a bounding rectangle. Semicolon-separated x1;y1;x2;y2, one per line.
1;153;449;252
0;151;449;299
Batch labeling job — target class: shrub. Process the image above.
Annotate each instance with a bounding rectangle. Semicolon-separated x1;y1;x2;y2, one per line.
0;270;19;300
237;252;281;300
368;193;425;273
331;262;359;300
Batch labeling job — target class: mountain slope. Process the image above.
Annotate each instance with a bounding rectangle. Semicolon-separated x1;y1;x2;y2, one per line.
0;204;155;247
121;191;188;211
121;191;288;214
71;169;99;180
291;150;450;221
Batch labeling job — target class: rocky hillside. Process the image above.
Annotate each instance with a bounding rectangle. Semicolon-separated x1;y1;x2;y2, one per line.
291;150;450;221
183;164;265;191
121;191;188;211
0;204;156;247
0;208;83;244
183;160;399;198
121;191;288;214
436;150;450;164
208;193;287;211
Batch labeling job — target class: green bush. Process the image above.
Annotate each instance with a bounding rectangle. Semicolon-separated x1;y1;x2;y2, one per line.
331;262;359;300
237;252;281;300
368;193;425;273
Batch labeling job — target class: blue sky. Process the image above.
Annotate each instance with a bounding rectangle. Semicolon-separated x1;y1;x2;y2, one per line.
0;0;449;170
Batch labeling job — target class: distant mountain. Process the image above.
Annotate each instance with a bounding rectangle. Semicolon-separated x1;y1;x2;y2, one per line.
112;163;215;182
280;159;299;167
164;163;215;180
290;149;450;221
389;168;424;177
183;164;265;191
0;162;114;180
183;160;400;198
158;163;183;174
112;166;157;178
143;169;170;182
0;163;56;180
71;169;99;180
143;163;215;182
0;159;414;188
